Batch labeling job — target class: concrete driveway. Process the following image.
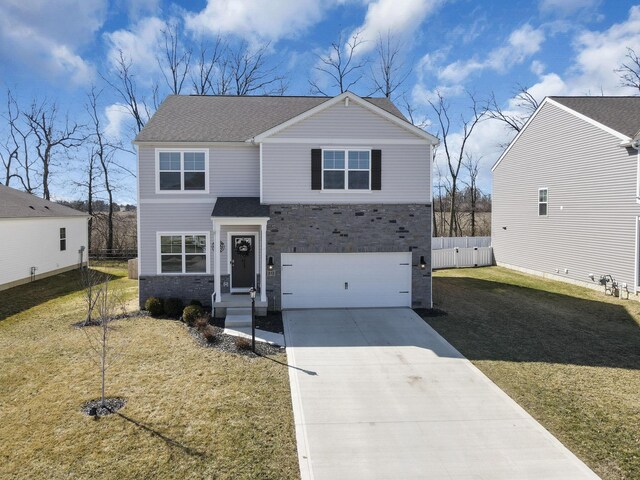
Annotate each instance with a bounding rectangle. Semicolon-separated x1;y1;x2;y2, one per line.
283;308;599;480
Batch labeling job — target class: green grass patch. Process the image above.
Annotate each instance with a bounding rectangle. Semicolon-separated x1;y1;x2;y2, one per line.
0;262;298;479
427;266;640;480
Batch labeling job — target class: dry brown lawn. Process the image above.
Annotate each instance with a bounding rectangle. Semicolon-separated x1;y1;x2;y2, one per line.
428;267;640;480
0;263;298;479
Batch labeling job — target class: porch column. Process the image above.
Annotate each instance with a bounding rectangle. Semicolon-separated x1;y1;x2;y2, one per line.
214;220;221;303
260;220;267;302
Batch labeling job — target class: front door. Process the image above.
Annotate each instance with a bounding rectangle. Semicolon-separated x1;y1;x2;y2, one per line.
231;235;256;291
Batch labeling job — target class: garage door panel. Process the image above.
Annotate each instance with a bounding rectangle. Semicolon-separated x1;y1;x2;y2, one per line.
281;253;411;309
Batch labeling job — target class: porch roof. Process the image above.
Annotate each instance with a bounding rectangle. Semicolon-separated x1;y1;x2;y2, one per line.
211;197;270;218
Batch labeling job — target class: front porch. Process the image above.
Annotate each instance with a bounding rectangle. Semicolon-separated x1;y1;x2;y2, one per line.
211;197;270;317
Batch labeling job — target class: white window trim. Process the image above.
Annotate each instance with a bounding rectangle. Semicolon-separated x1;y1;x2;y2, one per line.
321;147;372;191
156;232;210;275
538;187;548;217
155;148;210;194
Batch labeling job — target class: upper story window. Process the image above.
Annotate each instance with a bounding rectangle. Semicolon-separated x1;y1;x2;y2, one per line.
538;188;548;216
158;233;209;274
156;149;208;193
60;228;66;251
322;149;370;190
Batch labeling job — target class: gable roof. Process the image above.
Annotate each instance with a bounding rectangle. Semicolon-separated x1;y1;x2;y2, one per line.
0;184;87;219
134;94;411;143
550;96;640;139
492;96;640;172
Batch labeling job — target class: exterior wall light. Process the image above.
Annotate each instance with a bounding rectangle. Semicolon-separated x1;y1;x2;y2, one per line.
268;256;274;270
419;255;426;270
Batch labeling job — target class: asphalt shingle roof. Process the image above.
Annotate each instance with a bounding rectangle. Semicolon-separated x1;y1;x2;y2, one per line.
211;197;270;217
135;95;408;143
550;96;640;138
0;184;87;219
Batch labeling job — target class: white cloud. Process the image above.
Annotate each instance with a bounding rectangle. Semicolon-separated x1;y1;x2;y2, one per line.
185;0;327;44
0;0;106;85
119;0;161;20
104;103;131;141
438;24;545;83
104;16;166;75
348;0;444;55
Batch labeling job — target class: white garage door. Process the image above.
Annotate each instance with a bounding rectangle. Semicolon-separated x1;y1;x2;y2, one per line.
281;252;412;309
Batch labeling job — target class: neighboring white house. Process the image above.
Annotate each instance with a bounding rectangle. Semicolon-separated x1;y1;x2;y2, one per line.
492;96;640;293
0;184;88;291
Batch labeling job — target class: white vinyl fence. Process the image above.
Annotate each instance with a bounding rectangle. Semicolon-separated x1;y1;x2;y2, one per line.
432;246;494;270
432;236;492;250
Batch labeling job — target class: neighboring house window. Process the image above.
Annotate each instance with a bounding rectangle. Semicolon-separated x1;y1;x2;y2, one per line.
157;150;208;192
322;149;370;190
60;228;66;251
538;188;548;216
159;234;208;274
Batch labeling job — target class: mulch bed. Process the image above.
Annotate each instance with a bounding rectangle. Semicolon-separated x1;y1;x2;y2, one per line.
189;324;283;357
81;397;126;417
414;307;448;318
71;311;147;329
211;310;284;334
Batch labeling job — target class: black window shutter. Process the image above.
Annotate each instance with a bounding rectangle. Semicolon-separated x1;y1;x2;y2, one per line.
311;149;322;190
371;149;382;190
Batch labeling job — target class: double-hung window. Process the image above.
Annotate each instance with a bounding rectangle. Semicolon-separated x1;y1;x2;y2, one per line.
322;149;370;190
158;150;207;192
159;234;208;274
538;188;548;216
60;228;66;251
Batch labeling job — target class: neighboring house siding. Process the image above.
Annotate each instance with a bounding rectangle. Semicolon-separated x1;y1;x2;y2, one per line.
492;101;640;290
262;143;431;204
138;144;259;199
270;101;414;139
0;217;87;290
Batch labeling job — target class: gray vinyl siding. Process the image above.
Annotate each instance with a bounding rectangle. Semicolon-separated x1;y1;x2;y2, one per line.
271;101;414;139
138;144;259;200
262;143;431;203
138;202;214;276
492;101;640;290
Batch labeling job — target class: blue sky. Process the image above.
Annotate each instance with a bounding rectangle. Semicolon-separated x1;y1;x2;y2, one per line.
1;0;640;203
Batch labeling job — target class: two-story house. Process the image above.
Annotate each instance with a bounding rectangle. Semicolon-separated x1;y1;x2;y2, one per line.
492;96;640;294
134;92;438;316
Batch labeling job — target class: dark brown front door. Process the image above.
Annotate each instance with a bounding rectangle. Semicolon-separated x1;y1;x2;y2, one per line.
231;235;255;290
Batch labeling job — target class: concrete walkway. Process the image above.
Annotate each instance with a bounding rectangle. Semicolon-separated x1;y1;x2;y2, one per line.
284;308;599;480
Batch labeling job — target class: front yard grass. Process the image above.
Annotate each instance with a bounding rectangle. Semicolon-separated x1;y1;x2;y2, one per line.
0;262;298;479
428;267;640;480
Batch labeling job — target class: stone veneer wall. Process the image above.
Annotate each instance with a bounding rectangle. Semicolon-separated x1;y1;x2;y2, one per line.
265;204;432;310
139;275;214;308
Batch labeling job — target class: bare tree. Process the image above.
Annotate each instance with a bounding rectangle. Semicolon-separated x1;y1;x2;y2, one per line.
461;153;482;237
191;36;225;95
615;47;640;93
428;91;487;237
82;272;127;408
370;32;410;99
486;85;539;134
102;50;154;133
400;94;431;129
228;41;287;95
158;21;192;95
309;31;368;96
24;100;84;200
1;91;22;186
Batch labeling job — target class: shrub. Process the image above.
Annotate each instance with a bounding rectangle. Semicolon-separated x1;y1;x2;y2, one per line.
189;299;203;307
234;336;252;351
183;305;205;326
163;298;183;318
145;297;164;317
202;325;217;344
194;316;209;330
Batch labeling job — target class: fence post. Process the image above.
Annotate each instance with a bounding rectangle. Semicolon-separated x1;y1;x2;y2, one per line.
454;247;459;268
473;247;478;267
